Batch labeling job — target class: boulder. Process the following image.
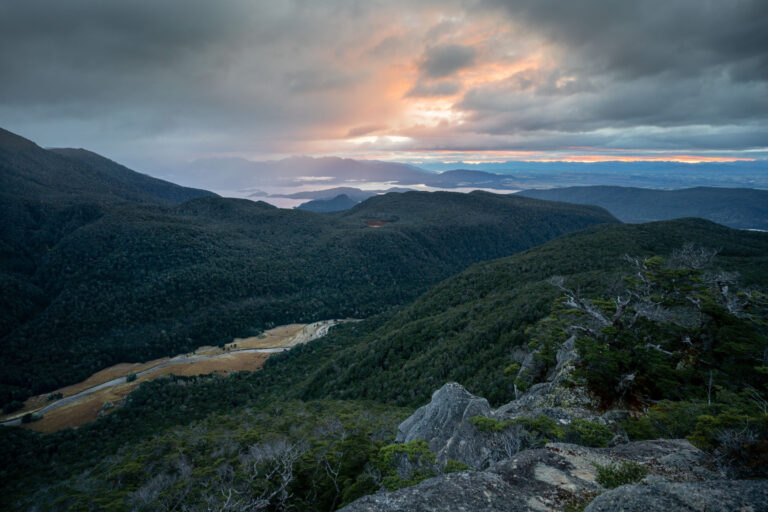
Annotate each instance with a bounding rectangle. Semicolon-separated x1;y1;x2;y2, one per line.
340;440;722;512
396;382;492;469
583;480;768;512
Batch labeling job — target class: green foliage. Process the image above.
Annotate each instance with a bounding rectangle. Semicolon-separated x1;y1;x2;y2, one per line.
513;415;565;443
2;220;767;508
469;415;513;433
594;461;649;489
647;400;706;439
377;440;437;490
125;373;137;383
565;419;613;448
1;187;616;407
20;413;40;424
2;400;22;414
540;252;768;408
622;417;659;441
443;459;471;473
11;400;408;512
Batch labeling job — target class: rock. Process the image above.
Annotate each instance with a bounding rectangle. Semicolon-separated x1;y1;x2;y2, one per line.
340;440;720;512
339;471;528;512
583;480;768;512
396;382;492;469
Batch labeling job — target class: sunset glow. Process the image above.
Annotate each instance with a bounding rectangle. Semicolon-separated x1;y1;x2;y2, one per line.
1;1;766;169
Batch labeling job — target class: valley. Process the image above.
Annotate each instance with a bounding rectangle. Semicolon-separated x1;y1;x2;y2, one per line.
3;3;767;509
0;320;343;432
0;128;766;511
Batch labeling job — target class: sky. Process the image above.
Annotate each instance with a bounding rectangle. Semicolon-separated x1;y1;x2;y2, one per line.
1;0;767;173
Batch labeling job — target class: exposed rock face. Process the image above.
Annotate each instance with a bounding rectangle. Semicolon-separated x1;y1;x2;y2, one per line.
396;382;492;469
340;440;727;512
583;480;768;512
398;382;621;471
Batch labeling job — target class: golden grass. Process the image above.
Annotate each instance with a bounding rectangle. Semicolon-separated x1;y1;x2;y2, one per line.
23;352;271;432
5;320;335;431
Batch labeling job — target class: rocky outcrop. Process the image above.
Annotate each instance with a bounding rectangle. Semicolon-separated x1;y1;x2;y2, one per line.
583;480;768;512
396;382;492;469
340;440;731;512
397;381;623;471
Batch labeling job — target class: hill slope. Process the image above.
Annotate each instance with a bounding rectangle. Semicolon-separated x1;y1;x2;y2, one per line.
3;218;765;511
296;193;359;212
519;186;768;230
0;130;617;406
0;128;214;205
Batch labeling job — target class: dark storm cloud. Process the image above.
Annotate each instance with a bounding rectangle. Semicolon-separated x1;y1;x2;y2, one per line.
0;0;766;168
420;44;476;78
484;0;768;80
456;0;768;147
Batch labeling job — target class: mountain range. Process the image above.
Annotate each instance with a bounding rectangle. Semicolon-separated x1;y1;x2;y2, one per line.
1;127;766;511
519;186;768;230
0;127;616;407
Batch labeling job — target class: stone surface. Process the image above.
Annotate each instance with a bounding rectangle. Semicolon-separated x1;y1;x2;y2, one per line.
396;382;492;468
583;480;768;512
340;440;721;512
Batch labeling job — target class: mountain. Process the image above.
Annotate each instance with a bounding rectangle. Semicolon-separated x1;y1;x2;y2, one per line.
182;155;434;190
260;186;412;202
0;130;618;406
427;169;516;187
0;128;214;205
259;218;768;407
419;160;768;189
3;218;765;510
296;193;359;212
179;157;524;193
518;186;768;230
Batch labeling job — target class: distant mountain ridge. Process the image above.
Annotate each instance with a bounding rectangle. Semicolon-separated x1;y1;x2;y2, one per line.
0;128;214;205
518;186;768;230
0;127;618;407
296;193;359;212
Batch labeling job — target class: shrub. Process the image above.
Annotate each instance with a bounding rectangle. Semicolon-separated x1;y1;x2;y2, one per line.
622;416;659;441
2;400;24;414
126;373;137;383
443;459;470;473
377;440;437;490
513;415;565;442
565;419;613;448
594;461;648;489
21;413;42;424
469;415;512;433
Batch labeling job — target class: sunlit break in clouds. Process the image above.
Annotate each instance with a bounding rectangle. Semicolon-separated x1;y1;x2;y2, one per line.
1;0;767;172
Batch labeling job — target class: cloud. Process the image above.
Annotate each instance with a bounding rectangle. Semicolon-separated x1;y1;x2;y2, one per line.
406;81;462;97
346;124;387;137
0;0;765;171
419;44;476;78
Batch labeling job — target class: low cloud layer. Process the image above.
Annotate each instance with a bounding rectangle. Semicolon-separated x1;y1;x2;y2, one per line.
1;0;766;171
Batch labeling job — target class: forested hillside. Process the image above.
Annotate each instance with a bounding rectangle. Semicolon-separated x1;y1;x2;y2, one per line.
0;128;214;205
3;218;765;510
0;129;617;407
519;185;768;230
